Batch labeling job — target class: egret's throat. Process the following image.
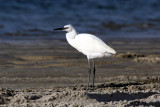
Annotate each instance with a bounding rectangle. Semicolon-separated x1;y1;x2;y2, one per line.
66;28;77;39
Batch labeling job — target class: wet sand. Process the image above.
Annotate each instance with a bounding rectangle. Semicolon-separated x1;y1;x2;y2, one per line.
0;38;160;106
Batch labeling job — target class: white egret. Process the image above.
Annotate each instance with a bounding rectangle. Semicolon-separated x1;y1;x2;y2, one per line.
54;24;116;90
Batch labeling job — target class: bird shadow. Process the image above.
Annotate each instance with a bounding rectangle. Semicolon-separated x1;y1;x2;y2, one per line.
87;91;157;102
96;82;145;88
86;82;159;106
87;91;160;107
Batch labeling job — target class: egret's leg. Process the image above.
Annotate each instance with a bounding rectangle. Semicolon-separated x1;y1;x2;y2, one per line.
87;59;91;91
92;59;96;90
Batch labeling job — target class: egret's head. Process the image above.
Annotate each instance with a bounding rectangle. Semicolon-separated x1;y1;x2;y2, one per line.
54;24;73;32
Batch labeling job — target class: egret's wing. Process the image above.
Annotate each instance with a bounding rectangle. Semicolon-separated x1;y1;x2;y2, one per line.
75;34;116;54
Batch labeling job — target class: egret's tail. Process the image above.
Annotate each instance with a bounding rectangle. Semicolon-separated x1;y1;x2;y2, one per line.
111;49;116;55
104;44;116;55
107;47;116;55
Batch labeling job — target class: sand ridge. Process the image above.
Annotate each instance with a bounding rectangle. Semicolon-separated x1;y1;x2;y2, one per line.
1;79;160;107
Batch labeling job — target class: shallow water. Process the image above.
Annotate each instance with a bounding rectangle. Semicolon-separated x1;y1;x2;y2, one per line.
0;0;160;44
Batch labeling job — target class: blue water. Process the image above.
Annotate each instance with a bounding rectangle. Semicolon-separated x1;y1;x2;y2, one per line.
0;0;160;42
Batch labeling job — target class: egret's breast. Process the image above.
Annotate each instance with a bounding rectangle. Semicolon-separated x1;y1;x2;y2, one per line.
66;35;82;53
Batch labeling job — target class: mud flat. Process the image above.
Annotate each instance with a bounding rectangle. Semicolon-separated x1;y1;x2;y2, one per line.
0;38;160;106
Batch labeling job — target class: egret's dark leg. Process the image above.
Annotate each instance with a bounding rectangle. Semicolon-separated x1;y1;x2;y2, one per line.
92;59;96;90
87;59;91;91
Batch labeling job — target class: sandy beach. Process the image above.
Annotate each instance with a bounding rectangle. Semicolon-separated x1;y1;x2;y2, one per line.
0;38;160;106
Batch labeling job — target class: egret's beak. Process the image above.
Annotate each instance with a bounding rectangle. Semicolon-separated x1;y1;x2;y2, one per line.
54;27;68;30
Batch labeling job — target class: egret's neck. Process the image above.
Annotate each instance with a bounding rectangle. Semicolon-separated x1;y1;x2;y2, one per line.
66;29;77;39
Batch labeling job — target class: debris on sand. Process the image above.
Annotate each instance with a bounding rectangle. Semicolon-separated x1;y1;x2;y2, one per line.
134;56;160;63
116;52;145;58
116;52;160;64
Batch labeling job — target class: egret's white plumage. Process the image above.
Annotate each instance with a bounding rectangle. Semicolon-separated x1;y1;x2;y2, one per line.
54;24;116;91
67;33;116;59
64;25;116;59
